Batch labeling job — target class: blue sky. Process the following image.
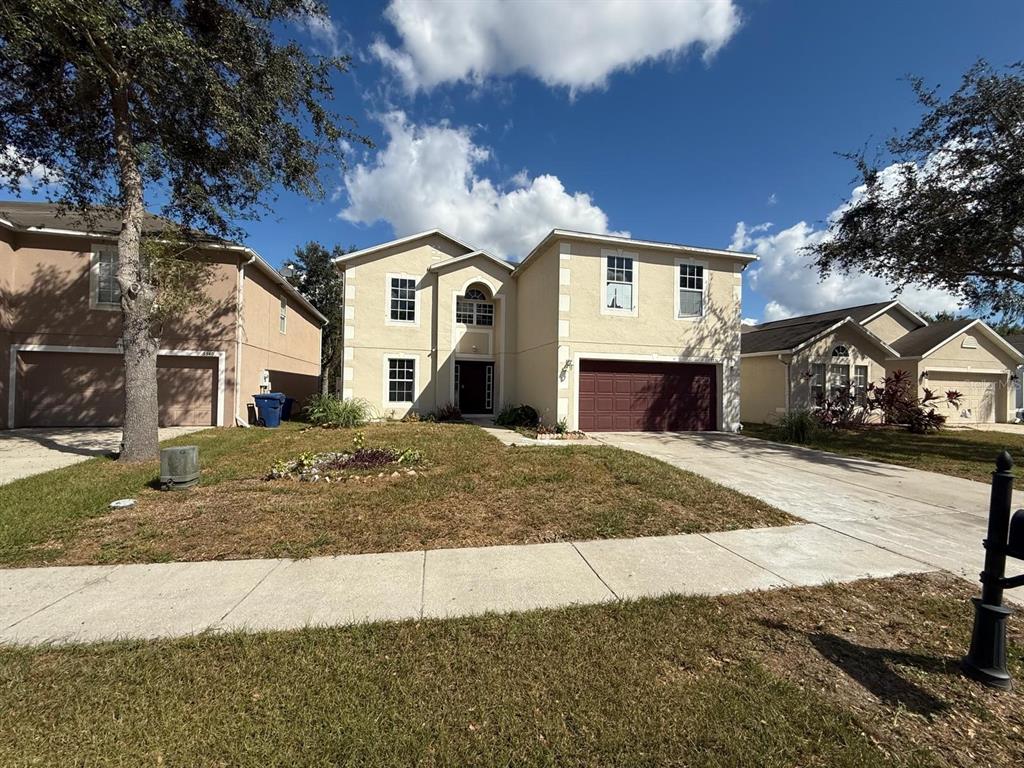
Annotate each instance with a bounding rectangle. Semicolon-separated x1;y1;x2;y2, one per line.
17;1;1024;322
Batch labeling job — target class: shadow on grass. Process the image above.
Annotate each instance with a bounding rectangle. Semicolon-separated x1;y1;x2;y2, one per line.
762;619;955;717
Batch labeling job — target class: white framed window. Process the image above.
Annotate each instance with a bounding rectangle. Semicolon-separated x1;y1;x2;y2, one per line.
832;344;850;358
387;275;417;324
676;261;705;318
854;364;869;406
601;249;637;315
830;363;850;398
456;288;494;327
386;357;416;403
279;296;287;334
811;363;826;403
89;246;121;310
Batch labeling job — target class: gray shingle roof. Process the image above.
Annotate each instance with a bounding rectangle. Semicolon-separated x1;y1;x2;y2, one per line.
741;318;842;354
1004;334;1024;355
751;301;894;332
0;200;179;236
888;318;977;357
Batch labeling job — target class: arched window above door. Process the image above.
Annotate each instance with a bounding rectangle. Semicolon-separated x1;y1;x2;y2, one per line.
457;284;494;326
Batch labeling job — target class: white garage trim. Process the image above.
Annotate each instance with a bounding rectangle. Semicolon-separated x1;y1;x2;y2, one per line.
8;344;226;429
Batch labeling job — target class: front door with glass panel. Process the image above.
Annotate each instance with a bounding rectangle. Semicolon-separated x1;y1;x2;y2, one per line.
455;361;494;414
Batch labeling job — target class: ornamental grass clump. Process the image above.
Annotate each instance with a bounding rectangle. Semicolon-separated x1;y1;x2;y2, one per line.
302;395;373;428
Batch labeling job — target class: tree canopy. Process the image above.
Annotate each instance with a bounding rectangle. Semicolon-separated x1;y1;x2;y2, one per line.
808;61;1024;320
0;0;370;460
0;0;369;236
288;241;347;394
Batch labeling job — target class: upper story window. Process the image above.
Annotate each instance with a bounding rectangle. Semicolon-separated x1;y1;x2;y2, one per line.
279;296;287;334
831;344;850;358
389;276;416;323
456;286;494;327
604;254;634;312
677;263;704;318
90;247;121;310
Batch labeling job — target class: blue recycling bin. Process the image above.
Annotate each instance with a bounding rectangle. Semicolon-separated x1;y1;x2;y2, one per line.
253;392;286;427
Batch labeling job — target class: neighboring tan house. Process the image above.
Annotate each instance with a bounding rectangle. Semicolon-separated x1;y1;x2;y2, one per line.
334;228;755;431
740;300;1024;425
1006;334;1024;419
0;201;326;429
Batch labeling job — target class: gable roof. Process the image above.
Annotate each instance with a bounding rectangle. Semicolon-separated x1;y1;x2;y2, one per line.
742;316;899;357
890;318;1024;363
750;301;921;333
0;200;327;324
1005;334;1024;356
426;250;513;273
741;299;930;357
741;317;840;355
332;229;475;265
513;229;758;276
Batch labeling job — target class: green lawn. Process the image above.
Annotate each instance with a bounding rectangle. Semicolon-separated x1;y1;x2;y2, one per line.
0;422;795;567
1;572;1019;767
742;421;1024;483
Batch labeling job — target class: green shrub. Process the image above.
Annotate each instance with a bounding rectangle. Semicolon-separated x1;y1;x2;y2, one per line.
495;403;540;428
302;394;373;428
433;402;463;422
774;409;820;443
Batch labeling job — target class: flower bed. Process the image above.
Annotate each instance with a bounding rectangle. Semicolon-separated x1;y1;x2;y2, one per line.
267;441;422;483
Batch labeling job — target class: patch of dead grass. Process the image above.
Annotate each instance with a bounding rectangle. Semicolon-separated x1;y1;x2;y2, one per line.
17;422;796;565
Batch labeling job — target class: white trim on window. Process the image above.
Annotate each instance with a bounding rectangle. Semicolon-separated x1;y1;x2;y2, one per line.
88;244;121;311
600;248;639;316
278;295;287;334
382;353;419;406
385;273;420;327
674;257;708;320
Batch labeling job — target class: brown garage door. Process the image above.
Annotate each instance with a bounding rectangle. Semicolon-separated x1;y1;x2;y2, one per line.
15;351;217;427
578;360;717;432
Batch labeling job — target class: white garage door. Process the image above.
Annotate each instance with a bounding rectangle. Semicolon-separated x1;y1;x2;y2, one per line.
927;373;1000;424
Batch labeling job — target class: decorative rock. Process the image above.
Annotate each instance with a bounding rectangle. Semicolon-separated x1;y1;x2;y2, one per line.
109;499;136;509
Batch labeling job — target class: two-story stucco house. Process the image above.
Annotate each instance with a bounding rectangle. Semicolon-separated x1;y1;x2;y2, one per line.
1;201;326;429
740;300;1024;424
334;228;756;431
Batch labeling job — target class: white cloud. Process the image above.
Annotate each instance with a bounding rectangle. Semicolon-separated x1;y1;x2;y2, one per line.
294;3;342;54
0;145;59;193
766;193;778;206
372;0;740;94
733;216;962;322
339;112;624;260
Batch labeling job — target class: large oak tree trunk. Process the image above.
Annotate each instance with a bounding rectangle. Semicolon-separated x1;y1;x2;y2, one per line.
112;84;159;462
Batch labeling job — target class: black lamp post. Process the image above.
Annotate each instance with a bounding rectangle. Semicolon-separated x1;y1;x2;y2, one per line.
963;450;1024;689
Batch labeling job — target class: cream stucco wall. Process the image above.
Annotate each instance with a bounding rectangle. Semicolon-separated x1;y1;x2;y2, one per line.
863;307;922;345
787;325;890;413
552;236;744;431
739;355;788;423
513;241;560;423
340;234;516;418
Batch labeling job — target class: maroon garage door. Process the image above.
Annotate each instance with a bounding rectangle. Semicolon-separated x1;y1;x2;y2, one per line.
578;360;717;432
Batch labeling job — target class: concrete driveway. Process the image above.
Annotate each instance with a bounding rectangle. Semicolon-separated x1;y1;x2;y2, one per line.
592;431;1024;586
0;426;209;485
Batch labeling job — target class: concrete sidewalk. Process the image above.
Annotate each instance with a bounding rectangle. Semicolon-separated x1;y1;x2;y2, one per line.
0;523;930;645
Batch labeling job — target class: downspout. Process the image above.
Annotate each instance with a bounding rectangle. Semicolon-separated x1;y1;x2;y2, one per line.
235;252;257;425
